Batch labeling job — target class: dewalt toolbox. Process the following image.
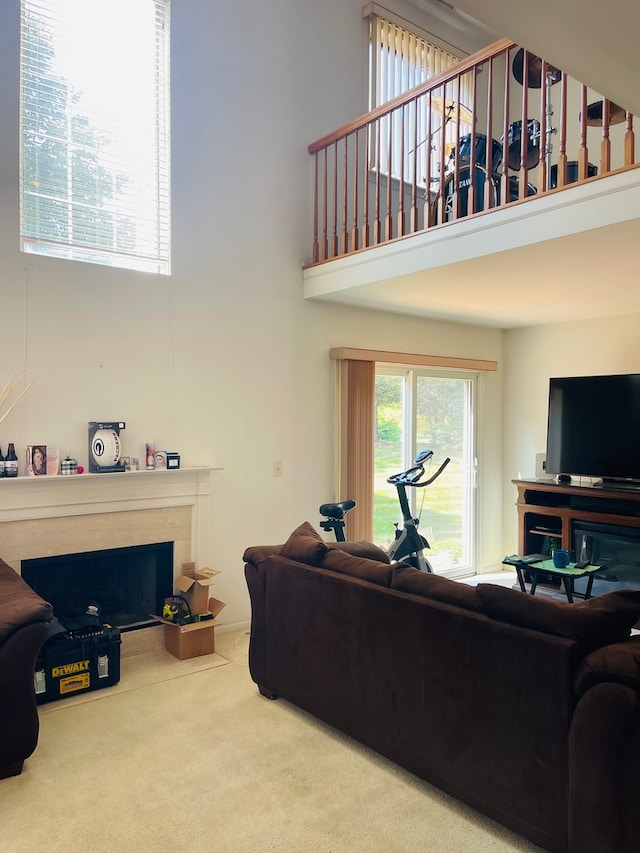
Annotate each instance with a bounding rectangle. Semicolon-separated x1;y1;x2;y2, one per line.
34;619;121;704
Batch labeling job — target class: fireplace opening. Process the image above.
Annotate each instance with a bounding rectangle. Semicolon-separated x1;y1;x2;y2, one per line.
22;542;174;631
572;521;640;597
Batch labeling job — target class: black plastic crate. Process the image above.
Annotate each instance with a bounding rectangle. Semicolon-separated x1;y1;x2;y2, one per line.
34;625;122;704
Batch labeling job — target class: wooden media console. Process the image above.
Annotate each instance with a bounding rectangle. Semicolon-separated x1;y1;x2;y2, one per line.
513;479;640;596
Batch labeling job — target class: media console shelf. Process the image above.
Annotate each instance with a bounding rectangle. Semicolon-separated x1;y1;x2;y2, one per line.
514;479;640;555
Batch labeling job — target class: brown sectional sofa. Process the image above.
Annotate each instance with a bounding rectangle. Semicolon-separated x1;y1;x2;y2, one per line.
243;522;640;853
0;558;53;779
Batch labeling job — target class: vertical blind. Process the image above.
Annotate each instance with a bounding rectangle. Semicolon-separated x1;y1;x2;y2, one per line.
19;0;171;274
371;14;468;108
369;12;473;185
337;359;375;542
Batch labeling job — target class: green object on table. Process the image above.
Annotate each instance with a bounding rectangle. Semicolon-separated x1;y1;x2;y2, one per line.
533;560;601;576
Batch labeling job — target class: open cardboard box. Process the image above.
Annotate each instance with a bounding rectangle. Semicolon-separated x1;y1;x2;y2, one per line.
173;562;221;614
154;597;226;660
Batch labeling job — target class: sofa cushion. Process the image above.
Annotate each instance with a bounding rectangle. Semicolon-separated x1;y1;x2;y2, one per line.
391;564;481;611
326;540;391;563
279;521;328;566
476;584;640;648
320;548;393;586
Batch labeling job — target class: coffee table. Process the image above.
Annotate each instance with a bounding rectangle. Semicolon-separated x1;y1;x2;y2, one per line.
503;557;602;603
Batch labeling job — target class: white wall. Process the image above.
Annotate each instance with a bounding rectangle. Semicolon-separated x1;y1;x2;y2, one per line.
0;0;505;626
503;314;640;552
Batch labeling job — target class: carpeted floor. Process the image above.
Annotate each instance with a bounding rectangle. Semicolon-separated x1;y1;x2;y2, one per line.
0;623;545;853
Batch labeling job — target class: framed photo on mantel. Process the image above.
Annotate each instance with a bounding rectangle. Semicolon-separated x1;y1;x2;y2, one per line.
26;445;47;476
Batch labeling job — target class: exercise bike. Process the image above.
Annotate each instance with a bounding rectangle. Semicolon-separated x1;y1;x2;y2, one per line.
319;449;450;572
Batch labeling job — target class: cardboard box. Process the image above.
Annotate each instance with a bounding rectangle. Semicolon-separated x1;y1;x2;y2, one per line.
154;597;226;660
163;620;216;660
173;562;221;614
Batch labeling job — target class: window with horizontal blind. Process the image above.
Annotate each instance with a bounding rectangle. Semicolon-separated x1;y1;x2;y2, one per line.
365;6;473;186
19;0;171;275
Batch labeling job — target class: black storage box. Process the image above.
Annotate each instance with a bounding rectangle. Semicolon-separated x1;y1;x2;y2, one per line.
34;623;122;704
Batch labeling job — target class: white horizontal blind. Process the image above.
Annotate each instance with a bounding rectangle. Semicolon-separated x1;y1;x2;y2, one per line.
19;0;171;275
370;14;472;185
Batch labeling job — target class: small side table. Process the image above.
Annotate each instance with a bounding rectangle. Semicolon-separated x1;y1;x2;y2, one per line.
503;557;602;603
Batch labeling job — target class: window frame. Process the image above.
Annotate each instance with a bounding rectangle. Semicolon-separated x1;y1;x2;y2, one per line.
331;347;497;553
19;0;171;275
375;363;478;577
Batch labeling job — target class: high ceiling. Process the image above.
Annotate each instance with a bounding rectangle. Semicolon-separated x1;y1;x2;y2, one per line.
448;0;640;118
305;0;640;329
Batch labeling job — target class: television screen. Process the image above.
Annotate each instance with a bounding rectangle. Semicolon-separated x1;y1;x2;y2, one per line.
546;374;640;484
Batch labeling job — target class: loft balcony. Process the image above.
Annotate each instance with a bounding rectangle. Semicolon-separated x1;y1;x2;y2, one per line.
302;39;640;328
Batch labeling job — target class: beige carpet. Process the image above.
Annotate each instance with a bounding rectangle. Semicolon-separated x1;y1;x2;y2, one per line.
0;627;544;853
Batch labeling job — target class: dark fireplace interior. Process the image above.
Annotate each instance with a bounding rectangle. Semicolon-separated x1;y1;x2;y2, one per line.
22;542;174;631
572;521;640;597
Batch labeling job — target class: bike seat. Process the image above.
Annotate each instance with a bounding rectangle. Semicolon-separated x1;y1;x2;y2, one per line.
319;500;356;520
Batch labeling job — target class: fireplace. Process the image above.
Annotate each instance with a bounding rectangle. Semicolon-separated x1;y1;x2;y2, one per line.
22;542;174;630
573;520;640;596
0;467;216;630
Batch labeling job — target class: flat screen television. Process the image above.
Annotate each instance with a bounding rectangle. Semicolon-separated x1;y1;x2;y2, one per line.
546;373;640;487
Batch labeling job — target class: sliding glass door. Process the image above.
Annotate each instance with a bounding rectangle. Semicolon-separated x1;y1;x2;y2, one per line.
374;367;477;576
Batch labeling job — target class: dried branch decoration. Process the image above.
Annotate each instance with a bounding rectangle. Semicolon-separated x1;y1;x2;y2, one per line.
0;375;34;425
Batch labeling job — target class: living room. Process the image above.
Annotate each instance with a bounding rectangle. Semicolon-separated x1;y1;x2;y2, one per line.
2;0;640;849
0;0;638;640
1;0;639;628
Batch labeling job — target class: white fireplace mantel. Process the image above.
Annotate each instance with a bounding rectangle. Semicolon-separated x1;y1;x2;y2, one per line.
0;467;220;577
0;467;215;520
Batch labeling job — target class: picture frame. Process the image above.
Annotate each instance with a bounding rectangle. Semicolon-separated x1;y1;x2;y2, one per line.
26;445;47;476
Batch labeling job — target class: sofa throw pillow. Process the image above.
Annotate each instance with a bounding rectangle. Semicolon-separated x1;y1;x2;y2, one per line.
279;521;328;566
391;564;481;612
476;584;640;648
320;548;393;586
326;540;391;564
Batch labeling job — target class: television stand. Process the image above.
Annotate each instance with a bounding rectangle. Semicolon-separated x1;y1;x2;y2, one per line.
513;479;640;597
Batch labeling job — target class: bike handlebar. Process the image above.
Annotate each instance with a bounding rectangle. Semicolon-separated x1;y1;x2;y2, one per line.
387;456;450;488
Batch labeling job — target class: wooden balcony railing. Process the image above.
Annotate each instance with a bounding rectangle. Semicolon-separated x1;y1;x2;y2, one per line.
307;38;638;266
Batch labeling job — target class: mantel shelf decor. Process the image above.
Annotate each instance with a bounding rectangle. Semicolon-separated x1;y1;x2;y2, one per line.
0;373;34;426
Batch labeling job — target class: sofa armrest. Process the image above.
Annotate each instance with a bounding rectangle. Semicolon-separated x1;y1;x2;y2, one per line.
574;635;640;698
242;545;281;565
243;559;268;689
0;560;53;778
0;560;53;644
0;620;50;778
569;681;640;853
